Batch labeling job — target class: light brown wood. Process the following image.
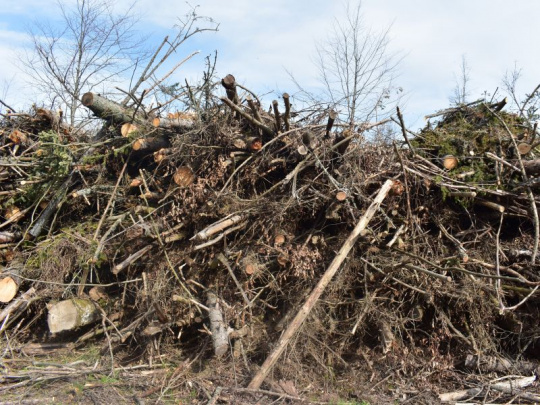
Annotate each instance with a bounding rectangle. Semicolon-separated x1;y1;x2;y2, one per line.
121;123;138;137
8;129;28;145
152;113;197;130
0;277;18;303
130;178;143;188
442;154;458;170
245;264;256;275
248;179;394;390
173;166;195;187
191;214;244;241
4;206;21;221
336;191;347;201
517;142;532;155
274;234;286;246
133;135;170;152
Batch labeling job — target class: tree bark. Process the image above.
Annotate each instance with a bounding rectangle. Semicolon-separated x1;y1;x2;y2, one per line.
82;92;140;125
152;116;197;131
207;292;228;357
133;135;170;152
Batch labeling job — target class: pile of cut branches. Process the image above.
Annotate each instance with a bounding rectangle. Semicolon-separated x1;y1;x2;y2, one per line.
0;84;539;403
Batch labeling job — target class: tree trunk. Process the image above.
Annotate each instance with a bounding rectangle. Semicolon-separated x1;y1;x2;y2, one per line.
82;92;140;125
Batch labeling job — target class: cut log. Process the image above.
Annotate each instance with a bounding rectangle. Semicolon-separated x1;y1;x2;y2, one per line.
47;298;100;333
173;166;195;187
28;176;72;239
282;93;291;131
336;191;347;201
464;354;539;374
4;206;22;222
0;278;18;303
0;231;17;243
272;100;281;133
247;136;262;152
132;135;170;152
439;387;482;402
325;110;338;138
0;264;22;303
152;115;196;130
130;178;143;188
519;158;540;175
441;154;458;170
121;123;139;137
297;145;309;156
221;74;239;105
35;108;71;135
191;214;244;242
274;234;286;246
0;287;37;332
517;142;532;155
476;200;505;213
154;148;174;163
82;92;140;124
490;96;508;112
207;292;228;357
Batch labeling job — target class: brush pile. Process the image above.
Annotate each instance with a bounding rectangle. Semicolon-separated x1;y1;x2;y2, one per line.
0;81;539;403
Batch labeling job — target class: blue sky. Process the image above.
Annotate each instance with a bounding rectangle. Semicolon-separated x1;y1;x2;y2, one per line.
1;0;539;129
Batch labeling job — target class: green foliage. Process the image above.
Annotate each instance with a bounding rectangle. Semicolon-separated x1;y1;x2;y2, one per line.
412;104;528;189
16;130;74;207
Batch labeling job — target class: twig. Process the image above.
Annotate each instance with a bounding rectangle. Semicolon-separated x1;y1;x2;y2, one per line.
396;107;415;154
217;253;252;308
220;97;274;139
193;222;247;251
225;387;308;403
403;263;451;282
487;106;540;263
206;386;223;405
113;245;153;275
0;99;16;113
361;258;426;295
93;157;129;240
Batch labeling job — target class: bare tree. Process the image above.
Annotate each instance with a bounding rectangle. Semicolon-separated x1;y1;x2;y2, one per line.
21;0;144;127
314;0;401;126
451;55;471;105
502;65;540;121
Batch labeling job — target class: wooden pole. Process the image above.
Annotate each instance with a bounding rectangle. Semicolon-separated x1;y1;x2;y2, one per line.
247;179;394;389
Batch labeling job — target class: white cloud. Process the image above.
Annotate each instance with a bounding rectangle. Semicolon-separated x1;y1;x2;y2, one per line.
2;0;540;127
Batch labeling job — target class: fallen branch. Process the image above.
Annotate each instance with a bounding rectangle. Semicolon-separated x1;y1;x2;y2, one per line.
207;292;228;357
191;214;245;242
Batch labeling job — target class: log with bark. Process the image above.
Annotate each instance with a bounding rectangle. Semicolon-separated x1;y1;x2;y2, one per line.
207;292;228;357
0;263;22;303
47;298;101;333
82;92;141;125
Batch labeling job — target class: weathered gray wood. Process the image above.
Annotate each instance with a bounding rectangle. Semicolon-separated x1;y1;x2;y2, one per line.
48;298;100;333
